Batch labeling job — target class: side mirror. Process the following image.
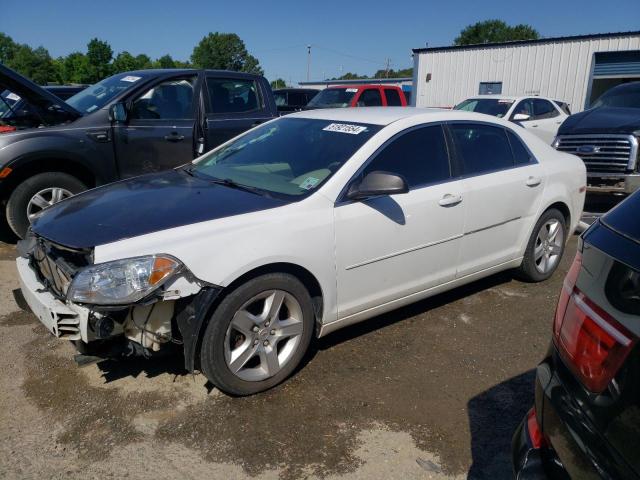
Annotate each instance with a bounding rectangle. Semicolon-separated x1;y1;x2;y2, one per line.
513;113;531;121
109;102;129;123
347;171;409;200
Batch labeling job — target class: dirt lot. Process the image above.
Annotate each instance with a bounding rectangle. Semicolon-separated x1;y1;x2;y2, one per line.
0;233;582;480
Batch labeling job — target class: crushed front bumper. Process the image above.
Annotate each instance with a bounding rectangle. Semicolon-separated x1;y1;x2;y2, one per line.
587;173;640;194
15;256;91;342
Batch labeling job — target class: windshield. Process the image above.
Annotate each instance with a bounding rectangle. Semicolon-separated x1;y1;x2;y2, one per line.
307;88;357;108
454;98;513;118
190;117;381;197
592;84;640;109
66;72;148;114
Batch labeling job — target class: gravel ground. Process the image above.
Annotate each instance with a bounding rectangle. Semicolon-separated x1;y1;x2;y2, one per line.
0;232;578;480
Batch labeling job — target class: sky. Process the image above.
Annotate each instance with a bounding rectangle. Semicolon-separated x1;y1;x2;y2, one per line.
2;0;639;84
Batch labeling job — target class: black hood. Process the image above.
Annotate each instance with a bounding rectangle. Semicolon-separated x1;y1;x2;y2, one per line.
31;170;288;249
558;107;640;135
0;63;81;119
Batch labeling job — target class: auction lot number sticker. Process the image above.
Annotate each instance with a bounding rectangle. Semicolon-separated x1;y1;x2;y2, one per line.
323;123;367;135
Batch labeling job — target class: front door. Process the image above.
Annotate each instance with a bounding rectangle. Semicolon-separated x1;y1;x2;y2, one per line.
334;124;465;318
448;122;545;276
113;75;198;178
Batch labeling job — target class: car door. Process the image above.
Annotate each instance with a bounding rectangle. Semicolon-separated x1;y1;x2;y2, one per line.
204;75;273;149
449;122;545;277
113;74;198;178
354;88;383;107
529;98;565;144
334;124;465;318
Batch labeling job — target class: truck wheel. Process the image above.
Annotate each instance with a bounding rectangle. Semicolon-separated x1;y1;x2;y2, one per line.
516;208;567;282
200;273;314;396
6;172;87;238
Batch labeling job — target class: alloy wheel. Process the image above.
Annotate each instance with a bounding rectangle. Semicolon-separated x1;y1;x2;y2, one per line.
224;289;304;382
27;187;73;221
534;219;564;274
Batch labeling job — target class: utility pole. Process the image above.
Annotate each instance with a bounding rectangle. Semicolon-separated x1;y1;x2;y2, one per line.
306;45;311;82
384;57;391;78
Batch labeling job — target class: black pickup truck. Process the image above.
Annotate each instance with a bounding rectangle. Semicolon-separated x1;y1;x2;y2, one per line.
553;81;640;195
0;65;277;237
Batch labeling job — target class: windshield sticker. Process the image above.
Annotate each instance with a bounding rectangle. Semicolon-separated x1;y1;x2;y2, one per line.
323;123;367;135
498;99;514;104
6;93;21;101
345;88;358;93
299;176;320;190
121;75;142;83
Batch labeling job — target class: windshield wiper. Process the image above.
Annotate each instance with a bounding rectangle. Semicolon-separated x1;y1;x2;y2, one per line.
208;177;272;197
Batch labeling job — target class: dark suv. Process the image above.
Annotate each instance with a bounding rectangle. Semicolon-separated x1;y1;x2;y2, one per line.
513;190;640;479
0;65;277;237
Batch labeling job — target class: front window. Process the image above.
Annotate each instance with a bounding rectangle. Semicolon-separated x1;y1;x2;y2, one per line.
307;88;357;108
189;118;381;197
454;98;513;118
592;84;640;109
66;72;151;114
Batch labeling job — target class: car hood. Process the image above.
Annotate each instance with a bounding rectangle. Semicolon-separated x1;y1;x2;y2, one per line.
31;169;289;249
0;63;81;119
558;107;640;135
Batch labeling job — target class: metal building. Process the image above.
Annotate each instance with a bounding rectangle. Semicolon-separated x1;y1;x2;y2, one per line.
411;31;640;112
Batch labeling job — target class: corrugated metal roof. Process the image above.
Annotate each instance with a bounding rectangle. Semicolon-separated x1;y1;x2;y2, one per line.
412;30;640;54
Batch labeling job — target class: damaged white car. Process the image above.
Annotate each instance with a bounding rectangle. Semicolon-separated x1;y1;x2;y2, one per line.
15;107;585;395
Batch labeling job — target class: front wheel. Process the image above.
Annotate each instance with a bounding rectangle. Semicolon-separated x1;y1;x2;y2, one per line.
200;273;314;395
517;208;567;282
6;172;87;238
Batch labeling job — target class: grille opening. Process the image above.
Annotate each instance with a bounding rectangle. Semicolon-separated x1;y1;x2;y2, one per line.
555;134;637;175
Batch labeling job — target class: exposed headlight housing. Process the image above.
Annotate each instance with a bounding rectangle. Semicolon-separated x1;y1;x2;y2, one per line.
67;255;181;305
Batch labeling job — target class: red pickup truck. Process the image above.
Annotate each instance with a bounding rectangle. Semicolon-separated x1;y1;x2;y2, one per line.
306;84;407;108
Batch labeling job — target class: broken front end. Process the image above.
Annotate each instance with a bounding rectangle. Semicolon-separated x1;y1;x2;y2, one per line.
14;233;220;370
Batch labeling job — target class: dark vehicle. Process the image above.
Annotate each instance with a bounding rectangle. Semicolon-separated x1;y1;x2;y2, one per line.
306;84;408;109
513;190;640;479
0;64;277;237
554;81;640;194
273;88;318;114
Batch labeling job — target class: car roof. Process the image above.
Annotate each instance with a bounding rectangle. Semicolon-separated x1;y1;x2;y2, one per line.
462;94;562;102
289;106;491;126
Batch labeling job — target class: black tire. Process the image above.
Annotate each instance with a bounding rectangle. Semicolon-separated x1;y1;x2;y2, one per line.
200;273;314;396
516;208;567;282
6;172;87;238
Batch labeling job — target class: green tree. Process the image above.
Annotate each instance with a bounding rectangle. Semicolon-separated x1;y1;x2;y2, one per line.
7;44;57;84
60;52;91;83
155;54;176;69
191;32;263;74
0;32;17;64
454;19;539;45
112;51;138;73
86;38;113;81
270;78;286;89
373;67;413;78
134;54;153;70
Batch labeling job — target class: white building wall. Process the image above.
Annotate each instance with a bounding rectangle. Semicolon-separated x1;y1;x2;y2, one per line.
414;34;640;112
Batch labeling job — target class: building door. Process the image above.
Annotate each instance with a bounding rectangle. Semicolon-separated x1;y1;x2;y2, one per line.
587;51;640;107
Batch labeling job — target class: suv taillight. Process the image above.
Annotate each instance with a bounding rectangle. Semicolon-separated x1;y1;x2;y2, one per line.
553;252;637;393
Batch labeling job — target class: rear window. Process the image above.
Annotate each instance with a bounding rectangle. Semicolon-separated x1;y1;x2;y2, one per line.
450;123;514;175
554;100;571;115
385;89;402;106
602;190;640;245
207;78;261;114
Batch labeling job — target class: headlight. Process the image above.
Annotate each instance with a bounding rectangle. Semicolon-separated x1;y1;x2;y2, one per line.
67;255;181;305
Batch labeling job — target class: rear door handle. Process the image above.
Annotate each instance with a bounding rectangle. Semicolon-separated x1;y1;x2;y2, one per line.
526;176;542;187
438;193;463;207
164;133;185;142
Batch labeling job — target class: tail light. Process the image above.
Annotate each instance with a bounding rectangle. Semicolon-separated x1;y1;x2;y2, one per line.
553;252;637;393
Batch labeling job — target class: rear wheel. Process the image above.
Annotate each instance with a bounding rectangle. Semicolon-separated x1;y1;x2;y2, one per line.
200;273;314;395
6;172;87;238
517;208;567;282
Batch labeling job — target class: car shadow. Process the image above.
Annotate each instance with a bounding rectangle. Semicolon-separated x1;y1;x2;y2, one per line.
466;369;536;479
315;270;513;352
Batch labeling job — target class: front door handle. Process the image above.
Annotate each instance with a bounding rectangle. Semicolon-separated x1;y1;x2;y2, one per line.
164;133;185;142
438;193;463;207
526;176;542;187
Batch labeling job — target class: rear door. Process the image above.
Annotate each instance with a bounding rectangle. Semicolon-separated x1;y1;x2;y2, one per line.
529;98;565;144
449;122;545;276
203;75;273;149
334;124;465;317
113;74;198;178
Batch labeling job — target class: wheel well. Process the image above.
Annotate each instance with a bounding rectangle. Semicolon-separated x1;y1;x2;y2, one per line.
545;201;571;228
1;158;96;201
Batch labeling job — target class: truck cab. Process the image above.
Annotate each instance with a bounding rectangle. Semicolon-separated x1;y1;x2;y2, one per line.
0;65;277;237
306;84;407;109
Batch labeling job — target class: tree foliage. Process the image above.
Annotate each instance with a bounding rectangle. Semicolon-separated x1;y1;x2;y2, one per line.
270;78;287;89
86;38;113;81
454;19;539;45
191;32;263;75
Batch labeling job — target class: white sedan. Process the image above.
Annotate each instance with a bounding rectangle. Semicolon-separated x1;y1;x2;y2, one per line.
454;95;571;144
16;107;586;395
